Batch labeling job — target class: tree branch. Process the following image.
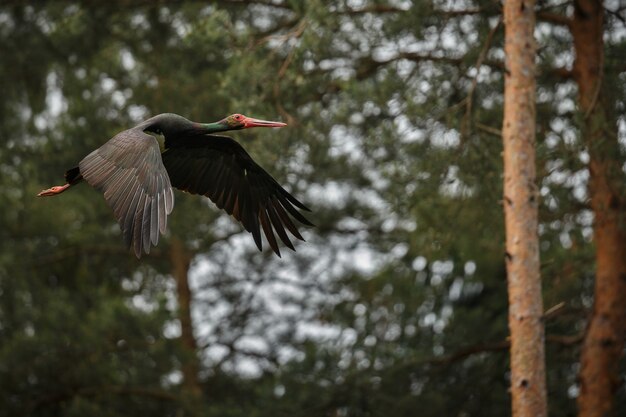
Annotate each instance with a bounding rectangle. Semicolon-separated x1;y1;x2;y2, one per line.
339;5;406;15
415;332;583;368
437;8;485;17
461;18;503;140
427;340;509;366
29;385;178;413
253;17;302;44
476;122;502;137
436;6;572;28
212;0;292;10
537;10;572;27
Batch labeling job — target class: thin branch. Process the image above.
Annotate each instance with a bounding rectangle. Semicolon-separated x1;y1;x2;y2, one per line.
414;331;583;368
543;301;567;319
437;8;485;17
476;122;502;137
253;17;301;45
212;0;292;10
461;18;503;140
546;65;574;79
397;52;467;66
89;385;178;401
339;5;406;15
8;0;289;11
387;52;570;79
606;5;626;26
426;340;510;366
437;5;572;28
271;19;308;124
357;52;510;80
306;50;570;105
201;340;280;368
584;45;604;119
355;53;465;81
547;332;584;346
29;385;178;413
537;10;572;27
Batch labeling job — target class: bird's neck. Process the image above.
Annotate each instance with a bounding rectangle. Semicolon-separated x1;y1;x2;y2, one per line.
197;122;230;134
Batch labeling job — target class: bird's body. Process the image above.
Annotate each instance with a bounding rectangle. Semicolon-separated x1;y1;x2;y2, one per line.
38;113;312;257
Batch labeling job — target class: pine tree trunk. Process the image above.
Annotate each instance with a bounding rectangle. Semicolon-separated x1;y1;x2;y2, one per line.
572;2;626;416
170;236;202;397
502;1;548;416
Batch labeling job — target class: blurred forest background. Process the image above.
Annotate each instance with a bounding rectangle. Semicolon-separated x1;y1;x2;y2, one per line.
1;1;625;416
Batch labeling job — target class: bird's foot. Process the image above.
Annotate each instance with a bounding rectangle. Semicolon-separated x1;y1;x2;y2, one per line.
37;183;70;197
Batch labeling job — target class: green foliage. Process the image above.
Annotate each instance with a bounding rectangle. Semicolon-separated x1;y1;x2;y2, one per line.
0;1;624;416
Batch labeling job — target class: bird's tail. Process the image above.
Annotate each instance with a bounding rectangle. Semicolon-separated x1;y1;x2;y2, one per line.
64;166;82;184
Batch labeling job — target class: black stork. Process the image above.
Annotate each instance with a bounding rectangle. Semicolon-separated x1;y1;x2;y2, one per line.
37;113;313;258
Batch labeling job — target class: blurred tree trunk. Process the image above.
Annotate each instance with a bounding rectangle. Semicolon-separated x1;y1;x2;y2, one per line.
572;2;626;416
502;1;548;416
170;236;201;397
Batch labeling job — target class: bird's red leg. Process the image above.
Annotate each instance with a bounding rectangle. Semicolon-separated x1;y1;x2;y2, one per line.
37;183;71;197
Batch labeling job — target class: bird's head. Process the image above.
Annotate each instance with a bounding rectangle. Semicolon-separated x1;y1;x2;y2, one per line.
218;114;287;130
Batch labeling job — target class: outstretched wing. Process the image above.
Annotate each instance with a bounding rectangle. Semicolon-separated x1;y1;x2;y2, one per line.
162;135;312;256
79;128;174;257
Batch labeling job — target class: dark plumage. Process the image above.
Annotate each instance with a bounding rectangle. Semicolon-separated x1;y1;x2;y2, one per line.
38;113;313;257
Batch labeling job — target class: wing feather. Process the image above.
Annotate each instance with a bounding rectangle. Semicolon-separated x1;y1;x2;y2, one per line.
259;207;280;256
267;203;294;250
162;134;311;256
123;181;142;248
132;191;147;256
151;190;160;246
142;192;153;253
271;197;304;240
79;128;174;257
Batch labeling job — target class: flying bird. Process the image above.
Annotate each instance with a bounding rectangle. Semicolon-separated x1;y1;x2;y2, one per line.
38;113;313;258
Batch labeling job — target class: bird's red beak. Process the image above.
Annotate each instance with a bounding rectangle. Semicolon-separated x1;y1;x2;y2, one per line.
242;117;287;129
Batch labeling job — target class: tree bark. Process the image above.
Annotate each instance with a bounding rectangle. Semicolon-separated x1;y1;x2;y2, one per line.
502;1;548;417
572;2;626;416
170;236;202;397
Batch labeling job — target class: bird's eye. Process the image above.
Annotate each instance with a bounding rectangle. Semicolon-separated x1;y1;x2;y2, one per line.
235;115;241;120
